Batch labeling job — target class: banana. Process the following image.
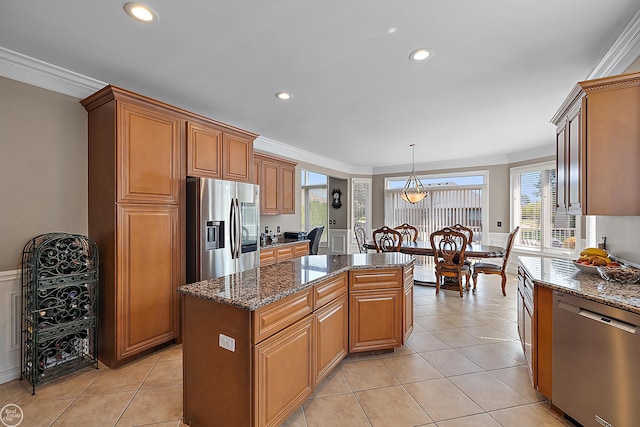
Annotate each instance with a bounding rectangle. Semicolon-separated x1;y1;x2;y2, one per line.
580;247;608;258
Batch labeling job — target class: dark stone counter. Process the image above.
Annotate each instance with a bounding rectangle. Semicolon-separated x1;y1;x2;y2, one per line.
178;253;415;311
517;256;640;314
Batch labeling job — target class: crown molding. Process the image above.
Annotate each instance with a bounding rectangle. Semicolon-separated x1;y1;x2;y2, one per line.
254;136;373;175
0;47;105;99
588;9;640;79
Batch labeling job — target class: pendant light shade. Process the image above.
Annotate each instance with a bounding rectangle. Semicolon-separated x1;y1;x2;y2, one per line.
401;144;427;204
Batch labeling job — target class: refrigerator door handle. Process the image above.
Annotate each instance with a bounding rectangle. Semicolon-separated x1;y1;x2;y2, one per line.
231;198;241;259
229;199;236;259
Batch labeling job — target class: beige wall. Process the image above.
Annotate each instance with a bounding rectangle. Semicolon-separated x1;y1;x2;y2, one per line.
0;77;88;271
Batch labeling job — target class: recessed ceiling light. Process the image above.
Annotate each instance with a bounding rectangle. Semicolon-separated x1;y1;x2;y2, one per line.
124;3;159;23
409;48;431;61
275;92;292;100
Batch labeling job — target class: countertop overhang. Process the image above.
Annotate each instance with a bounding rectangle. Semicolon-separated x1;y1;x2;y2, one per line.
178;253;415;311
517;256;640;314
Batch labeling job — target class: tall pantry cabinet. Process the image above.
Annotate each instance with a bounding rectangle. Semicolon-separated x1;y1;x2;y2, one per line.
81;86;184;368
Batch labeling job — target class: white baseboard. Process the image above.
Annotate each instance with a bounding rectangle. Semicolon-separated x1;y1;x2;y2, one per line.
0;269;22;384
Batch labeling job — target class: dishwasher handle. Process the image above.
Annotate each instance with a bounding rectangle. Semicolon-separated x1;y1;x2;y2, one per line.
557;299;637;334
578;308;636;334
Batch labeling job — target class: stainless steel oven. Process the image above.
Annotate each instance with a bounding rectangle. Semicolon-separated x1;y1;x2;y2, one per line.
553;291;640;427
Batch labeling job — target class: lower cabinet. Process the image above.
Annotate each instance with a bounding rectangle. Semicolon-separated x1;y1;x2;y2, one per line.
254;316;314;427
260;241;310;266
349;289;402;352
517;264;553;398
315;293;349;384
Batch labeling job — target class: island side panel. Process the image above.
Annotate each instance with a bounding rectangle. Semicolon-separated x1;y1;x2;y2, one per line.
182;294;252;426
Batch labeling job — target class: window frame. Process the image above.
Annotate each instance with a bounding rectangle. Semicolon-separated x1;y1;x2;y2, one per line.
510;161;579;257
301;169;329;245
384;170;489;244
351;177;372;244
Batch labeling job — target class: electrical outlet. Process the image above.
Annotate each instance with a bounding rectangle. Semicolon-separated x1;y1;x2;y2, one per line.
277;226;280;232
219;334;236;352
497;221;502;227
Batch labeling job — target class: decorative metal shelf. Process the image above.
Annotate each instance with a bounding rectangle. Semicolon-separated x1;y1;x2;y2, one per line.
21;233;99;394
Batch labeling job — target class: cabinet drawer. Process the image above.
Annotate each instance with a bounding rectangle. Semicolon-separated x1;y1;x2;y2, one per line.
276;245;295;261
252;288;313;344
404;265;414;287
314;272;348;309
260;248;277;266
293;242;310;257
349;268;402;290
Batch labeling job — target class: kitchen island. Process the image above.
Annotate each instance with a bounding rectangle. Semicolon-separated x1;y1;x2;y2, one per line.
178;253;415;427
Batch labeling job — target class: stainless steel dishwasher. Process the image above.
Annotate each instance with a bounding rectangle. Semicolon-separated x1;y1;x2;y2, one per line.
553;291;640;427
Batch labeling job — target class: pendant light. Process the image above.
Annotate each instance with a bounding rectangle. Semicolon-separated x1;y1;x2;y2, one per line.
401;144;427;204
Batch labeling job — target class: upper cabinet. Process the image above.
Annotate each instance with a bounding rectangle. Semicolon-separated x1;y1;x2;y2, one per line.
254;152;297;215
186;119;254;183
553;72;640;216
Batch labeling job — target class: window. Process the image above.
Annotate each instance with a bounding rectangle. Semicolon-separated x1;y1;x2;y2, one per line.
351;178;372;241
384;172;487;243
511;161;578;254
301;170;328;244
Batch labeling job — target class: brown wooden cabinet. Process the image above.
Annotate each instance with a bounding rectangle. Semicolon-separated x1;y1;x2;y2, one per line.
348;268;404;352
554;72;640;215
254;152;297;215
116;205;181;359
260;241;309;266
186;120;253;182
314;293;348;384
254;316;314;427
517;264;552;397
579;72;640;215
186;120;222;179
554;95;582;215
82;86;184;368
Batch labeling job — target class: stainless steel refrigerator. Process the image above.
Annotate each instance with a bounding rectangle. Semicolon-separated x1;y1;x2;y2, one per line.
186;177;260;282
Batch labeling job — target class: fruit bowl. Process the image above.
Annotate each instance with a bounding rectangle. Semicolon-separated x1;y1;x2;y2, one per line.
572;260;602;274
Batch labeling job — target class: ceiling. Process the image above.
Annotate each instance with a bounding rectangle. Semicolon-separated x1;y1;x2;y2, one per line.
1;1;639;173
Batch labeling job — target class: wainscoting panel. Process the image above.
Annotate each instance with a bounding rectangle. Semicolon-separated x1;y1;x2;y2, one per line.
328;229;348;254
0;269;21;384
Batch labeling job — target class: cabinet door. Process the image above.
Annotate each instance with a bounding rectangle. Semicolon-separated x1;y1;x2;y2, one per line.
280;162;296;214
261;159;280;214
117;102;182;204
254;316;314;427
315;294;348;384
117;204;180;359
223;133;252;182
293;242;310;257
349;289;402;352
186;121;222;178
566;105;582;214
555;124;567;213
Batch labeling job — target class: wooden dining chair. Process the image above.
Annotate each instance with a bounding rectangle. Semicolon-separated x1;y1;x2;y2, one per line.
353;224;367;253
449;224;474;266
430;227;470;297
394;223;419;243
372;226;403;252
471;226;519;296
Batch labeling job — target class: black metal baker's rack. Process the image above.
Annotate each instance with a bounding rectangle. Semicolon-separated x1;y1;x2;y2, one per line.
21;233;99;394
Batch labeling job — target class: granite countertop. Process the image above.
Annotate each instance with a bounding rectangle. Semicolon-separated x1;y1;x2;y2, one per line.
260;238;310;250
517;255;640;314
178;253;415;311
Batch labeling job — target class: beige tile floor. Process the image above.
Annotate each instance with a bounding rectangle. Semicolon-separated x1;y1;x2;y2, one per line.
0;274;575;426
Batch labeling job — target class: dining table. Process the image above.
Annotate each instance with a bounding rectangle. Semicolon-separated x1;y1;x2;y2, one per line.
364;241;506;284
